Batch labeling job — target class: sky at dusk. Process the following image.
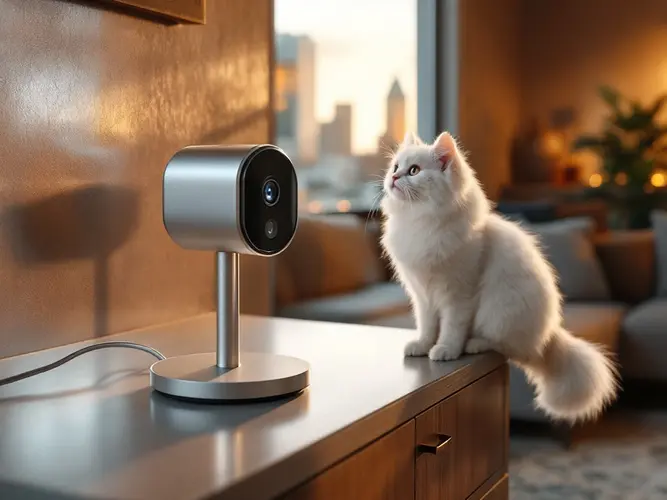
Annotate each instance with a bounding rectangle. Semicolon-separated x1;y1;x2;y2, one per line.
275;0;417;153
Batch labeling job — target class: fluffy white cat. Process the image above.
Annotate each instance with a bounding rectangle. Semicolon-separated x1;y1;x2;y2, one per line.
380;131;618;422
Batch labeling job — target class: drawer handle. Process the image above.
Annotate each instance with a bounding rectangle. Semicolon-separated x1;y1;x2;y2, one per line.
418;434;452;455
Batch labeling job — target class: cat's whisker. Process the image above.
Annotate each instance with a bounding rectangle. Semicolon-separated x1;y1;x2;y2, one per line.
378;140;397;160
364;189;385;233
406;183;422;204
405;186;420;205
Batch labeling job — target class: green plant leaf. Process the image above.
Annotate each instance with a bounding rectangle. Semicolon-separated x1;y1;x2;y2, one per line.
603;130;623;151
598;85;620;110
572;135;606;151
639;126;667;151
649;95;667;117
614;111;653;131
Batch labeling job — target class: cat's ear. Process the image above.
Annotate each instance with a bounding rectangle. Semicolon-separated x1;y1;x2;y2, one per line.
433;131;457;171
402;131;423;146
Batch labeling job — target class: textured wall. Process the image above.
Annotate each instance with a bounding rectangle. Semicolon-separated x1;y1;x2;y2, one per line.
0;0;273;358
458;0;521;200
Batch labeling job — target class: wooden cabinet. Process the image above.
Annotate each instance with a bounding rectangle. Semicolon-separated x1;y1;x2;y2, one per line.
282;365;508;500
281;420;416;500
415;367;508;500
480;475;509;500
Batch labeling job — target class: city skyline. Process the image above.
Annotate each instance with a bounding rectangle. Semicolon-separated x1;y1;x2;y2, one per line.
274;0;417;154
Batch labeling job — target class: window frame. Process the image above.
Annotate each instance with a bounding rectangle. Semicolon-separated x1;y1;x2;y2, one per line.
417;0;459;141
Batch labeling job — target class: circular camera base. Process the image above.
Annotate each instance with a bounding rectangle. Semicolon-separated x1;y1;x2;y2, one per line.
150;352;310;401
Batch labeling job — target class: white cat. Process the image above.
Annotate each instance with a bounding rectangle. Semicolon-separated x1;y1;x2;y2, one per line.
380;131;618;423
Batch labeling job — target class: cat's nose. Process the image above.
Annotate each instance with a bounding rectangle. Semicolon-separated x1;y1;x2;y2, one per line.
391;175;399;186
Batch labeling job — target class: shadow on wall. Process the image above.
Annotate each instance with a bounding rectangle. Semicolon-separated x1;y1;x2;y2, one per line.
4;185;139;337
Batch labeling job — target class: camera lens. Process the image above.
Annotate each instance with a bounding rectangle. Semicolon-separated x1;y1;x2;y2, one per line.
265;219;278;239
262;179;280;206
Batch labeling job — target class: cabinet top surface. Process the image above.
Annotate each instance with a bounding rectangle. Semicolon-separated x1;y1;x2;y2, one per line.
0;314;504;500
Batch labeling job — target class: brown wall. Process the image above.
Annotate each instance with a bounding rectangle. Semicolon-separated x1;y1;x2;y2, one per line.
519;0;667;180
459;0;522;200
0;0;273;359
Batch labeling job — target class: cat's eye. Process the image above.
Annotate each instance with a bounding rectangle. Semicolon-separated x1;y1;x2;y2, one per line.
408;165;420;176
393;164;398;173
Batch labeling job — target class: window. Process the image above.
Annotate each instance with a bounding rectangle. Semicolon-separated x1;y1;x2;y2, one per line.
274;0;421;215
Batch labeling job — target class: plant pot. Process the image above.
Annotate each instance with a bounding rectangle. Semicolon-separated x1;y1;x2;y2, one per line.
607;189;655;230
608;205;651;230
582;185;658;230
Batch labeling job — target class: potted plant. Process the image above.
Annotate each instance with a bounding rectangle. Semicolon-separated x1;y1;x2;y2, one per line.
572;85;667;229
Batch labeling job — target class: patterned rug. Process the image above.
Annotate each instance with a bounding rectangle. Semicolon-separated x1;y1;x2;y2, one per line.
510;411;667;500
509;411;667;499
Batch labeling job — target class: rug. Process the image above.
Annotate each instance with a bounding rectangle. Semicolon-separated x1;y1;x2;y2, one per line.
509;411;667;499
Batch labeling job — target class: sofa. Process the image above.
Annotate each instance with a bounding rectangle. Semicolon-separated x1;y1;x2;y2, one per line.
274;211;667;423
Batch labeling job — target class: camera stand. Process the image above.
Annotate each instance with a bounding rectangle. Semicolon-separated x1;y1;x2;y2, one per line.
150;252;310;401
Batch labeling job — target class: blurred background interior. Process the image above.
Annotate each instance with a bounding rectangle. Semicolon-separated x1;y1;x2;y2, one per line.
273;1;667;498
1;0;667;498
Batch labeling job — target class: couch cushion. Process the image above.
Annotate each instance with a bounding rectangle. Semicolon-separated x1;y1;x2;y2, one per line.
513;302;625;422
652;210;667;297
365;312;415;329
621;298;667;380
529;217;611;301
278;282;411;324
593;230;656;304
274;215;385;307
363;302;625;349
496;200;557;223
562;302;626;351
509;364;545;421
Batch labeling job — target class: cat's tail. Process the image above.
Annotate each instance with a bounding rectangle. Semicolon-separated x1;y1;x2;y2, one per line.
520;327;619;423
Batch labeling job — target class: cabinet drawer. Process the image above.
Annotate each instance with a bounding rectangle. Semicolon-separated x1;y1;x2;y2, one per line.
415;366;508;500
481;475;509;500
282;420;415;500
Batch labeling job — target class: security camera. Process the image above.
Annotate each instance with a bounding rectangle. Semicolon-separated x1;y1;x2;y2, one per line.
163;144;298;256
152;144;309;402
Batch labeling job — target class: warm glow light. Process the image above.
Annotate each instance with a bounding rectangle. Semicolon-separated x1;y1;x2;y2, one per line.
651;172;666;188
336;199;351;212
589;173;603;188
540;131;565;159
615;172;628;186
308;200;322;213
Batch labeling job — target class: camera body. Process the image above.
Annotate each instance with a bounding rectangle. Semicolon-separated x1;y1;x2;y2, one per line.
163;144;298;256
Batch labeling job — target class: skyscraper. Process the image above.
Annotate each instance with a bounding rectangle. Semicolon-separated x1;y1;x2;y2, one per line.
386;78;406;146
320;103;353;157
275;34;318;166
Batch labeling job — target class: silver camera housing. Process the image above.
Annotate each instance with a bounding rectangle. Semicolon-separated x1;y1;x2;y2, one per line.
152;144;310;402
163;144;298;256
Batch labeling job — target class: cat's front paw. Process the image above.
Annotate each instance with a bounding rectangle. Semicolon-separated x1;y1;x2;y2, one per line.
404;340;433;357
464;337;493;354
428;344;463;362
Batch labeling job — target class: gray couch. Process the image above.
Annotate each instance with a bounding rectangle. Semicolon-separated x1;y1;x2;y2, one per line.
275;213;667;423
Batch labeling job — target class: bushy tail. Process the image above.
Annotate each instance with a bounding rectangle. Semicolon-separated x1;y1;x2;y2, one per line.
521;328;619;423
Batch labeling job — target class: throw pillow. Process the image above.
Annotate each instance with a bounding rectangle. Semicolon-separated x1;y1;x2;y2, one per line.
528;217;611;301
651;210;667;296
